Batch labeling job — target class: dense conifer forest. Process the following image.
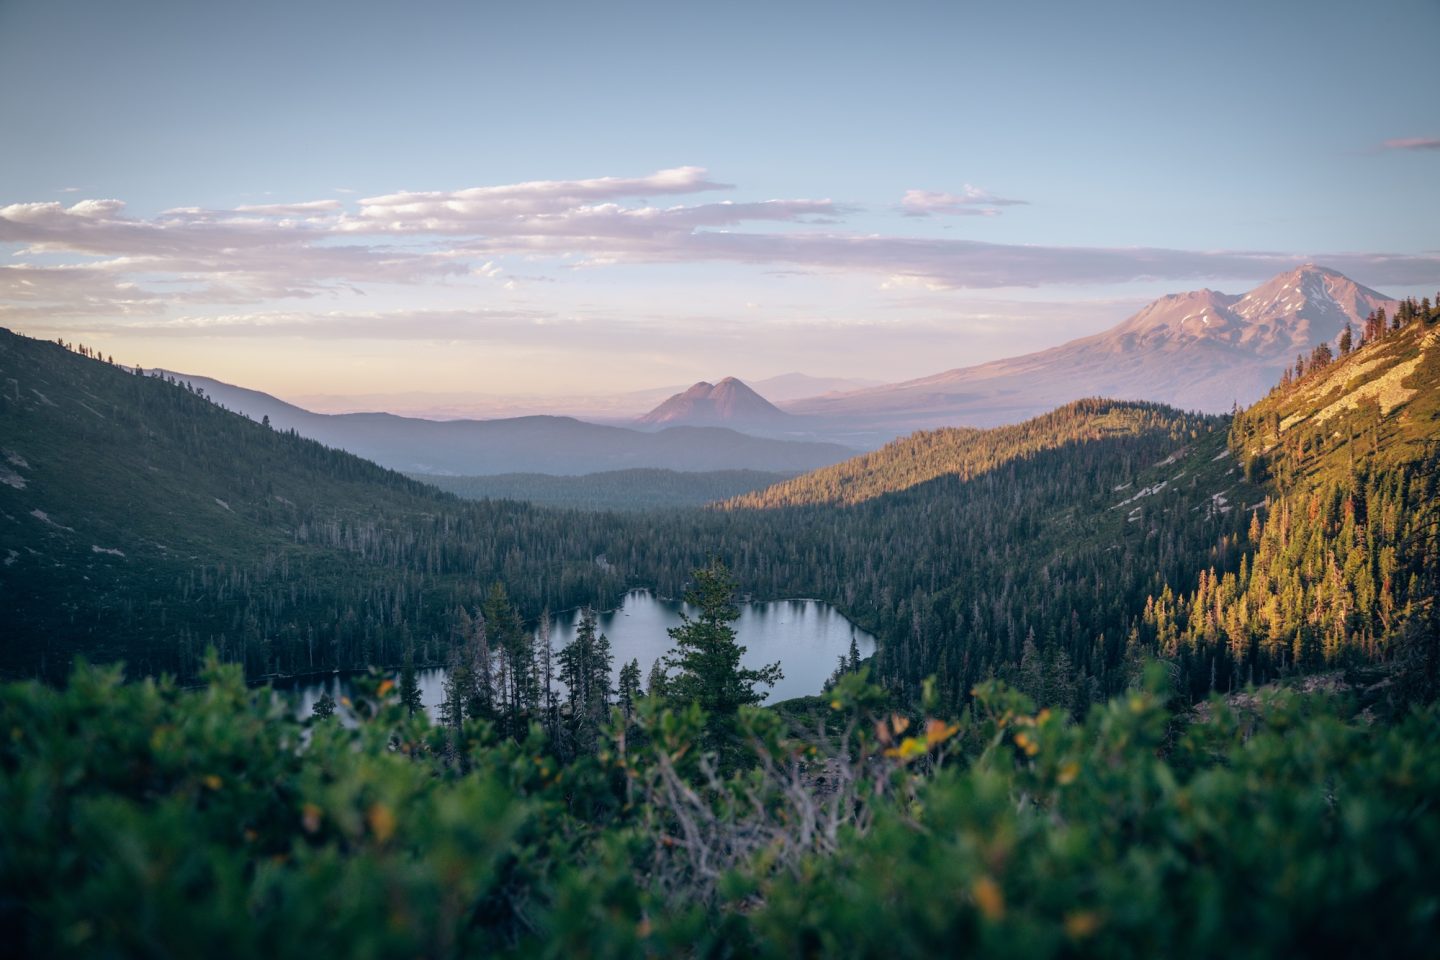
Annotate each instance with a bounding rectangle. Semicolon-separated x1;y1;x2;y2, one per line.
4;301;1439;708
416;468;791;512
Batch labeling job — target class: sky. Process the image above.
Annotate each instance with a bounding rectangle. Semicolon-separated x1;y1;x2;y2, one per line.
1;0;1437;404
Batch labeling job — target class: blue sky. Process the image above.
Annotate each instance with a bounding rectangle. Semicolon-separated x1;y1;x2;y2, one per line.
1;0;1436;400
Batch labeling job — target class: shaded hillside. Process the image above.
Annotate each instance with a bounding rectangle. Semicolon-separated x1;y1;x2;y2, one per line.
1140;295;1440;698
785;265;1397;434
159;371;852;475
416;468;790;511
0;328;633;680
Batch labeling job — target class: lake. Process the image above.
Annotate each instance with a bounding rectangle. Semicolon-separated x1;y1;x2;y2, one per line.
287;590;875;719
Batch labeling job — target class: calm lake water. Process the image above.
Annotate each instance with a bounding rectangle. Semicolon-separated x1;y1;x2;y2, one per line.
287;590;875;719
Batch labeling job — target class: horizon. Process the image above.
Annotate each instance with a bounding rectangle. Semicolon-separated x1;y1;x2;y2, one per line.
2;0;1438;404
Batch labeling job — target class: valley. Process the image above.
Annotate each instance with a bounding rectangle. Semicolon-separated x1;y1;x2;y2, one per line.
4;279;1435;706
5;5;1439;953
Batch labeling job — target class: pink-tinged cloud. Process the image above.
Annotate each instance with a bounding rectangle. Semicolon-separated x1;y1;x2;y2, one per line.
1381;136;1440;151
0;197;463;305
234;199;345;216
2;168;1438;327
349;165;734;231
900;186;1027;217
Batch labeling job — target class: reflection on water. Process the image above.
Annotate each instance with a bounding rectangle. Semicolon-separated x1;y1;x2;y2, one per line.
285;590;875;719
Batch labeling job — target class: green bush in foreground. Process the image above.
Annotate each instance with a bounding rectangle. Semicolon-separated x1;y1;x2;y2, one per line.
2;661;1437;958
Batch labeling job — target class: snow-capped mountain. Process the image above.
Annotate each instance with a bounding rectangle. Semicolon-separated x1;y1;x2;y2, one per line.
784;265;1398;435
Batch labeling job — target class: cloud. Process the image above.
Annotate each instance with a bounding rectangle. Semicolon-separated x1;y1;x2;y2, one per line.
0;196;463;311
1380;136;1440;151
234;199;344;216
900;186;1028;217
69;306;619;347
3;168;1438;334
347;165;734;232
0;262;168;324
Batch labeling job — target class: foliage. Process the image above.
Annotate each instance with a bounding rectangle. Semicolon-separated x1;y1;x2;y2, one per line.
556;607;614;756
663;561;781;760
3;659;1439;957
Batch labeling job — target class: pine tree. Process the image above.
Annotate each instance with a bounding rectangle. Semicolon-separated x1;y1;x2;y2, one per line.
646;658;668;698
558;608;613;754
535;609;558;741
617;658;642;721
483;582;533;734
311;691;337;721
398;643;423;716
664;560;781;759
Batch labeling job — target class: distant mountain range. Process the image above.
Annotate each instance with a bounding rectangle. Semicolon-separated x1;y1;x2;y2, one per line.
783;265;1397;435
119;264;1404;464
287;372;882;420
152;372;855;475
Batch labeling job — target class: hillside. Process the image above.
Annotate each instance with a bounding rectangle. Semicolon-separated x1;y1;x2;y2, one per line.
785;265;1397;435
158;371;852;475
713;398;1261;705
727;399;1198;508
0;328;634;680
637;377;793;428
1141;296;1440;698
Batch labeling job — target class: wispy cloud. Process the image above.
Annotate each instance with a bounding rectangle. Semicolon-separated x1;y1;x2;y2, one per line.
234;199;345;216
0;196;465;311
1381;136;1440;151
900;186;1028;217
3;167;1437;332
347;166;735;232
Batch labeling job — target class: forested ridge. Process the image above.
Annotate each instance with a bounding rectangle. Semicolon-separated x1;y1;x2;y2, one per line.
0;329;629;680
1141;297;1440;699
725;399;1204;508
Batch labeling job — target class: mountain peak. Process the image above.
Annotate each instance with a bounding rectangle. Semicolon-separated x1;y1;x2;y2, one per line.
1104;265;1393;356
638;377;791;427
679;381;716;399
784;265;1399;431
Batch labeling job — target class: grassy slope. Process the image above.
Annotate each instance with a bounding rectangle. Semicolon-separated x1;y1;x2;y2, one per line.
1235;320;1440;481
